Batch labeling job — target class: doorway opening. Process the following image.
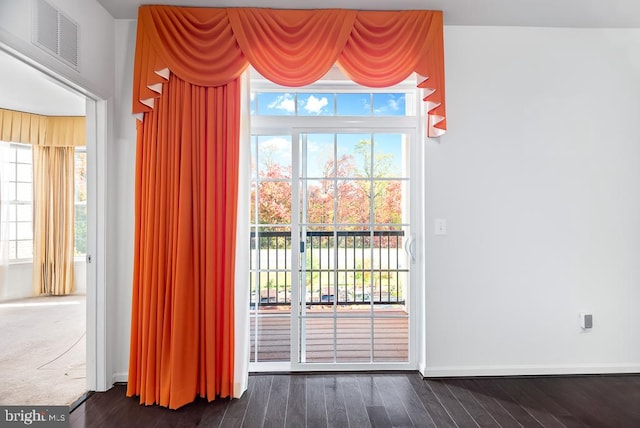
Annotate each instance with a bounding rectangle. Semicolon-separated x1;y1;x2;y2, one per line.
0;48;98;405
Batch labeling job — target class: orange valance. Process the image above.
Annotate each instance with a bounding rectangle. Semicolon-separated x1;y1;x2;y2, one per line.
133;6;447;136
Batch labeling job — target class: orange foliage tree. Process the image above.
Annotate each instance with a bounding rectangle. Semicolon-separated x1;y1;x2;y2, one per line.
253;139;402;233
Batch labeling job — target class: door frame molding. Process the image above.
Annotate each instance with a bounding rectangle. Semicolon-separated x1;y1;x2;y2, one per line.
0;39;109;392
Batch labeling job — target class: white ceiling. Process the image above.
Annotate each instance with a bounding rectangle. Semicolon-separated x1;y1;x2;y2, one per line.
0;50;85;116
97;0;640;28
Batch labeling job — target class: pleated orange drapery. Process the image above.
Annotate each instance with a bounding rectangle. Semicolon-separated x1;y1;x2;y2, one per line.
132;6;446;136
128;5;447;410
127;74;239;409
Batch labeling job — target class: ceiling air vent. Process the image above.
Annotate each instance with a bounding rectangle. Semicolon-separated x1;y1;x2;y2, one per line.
33;0;79;69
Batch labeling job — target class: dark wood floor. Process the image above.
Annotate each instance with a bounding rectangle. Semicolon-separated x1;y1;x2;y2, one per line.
70;373;640;427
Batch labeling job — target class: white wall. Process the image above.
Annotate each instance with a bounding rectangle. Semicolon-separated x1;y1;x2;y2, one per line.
108;24;640;379
425;26;640;375
0;261;87;301
0;49;85;115
111;18;137;382
0;0;115;98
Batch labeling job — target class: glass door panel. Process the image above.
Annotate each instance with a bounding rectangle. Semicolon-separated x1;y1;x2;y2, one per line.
249;130;411;366
249;135;293;363
298;131;410;365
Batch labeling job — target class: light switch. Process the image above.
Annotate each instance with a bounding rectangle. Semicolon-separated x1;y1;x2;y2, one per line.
434;218;447;235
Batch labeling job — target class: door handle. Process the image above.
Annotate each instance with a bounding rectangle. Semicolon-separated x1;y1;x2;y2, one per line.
404;234;416;264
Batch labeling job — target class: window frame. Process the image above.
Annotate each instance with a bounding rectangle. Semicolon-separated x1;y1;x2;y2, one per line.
0;142;88;262
2;142;34;263
250;67;418;121
248;69;423;371
74;146;87;257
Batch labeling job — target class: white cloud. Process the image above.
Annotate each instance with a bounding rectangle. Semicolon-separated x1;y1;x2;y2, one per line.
362;98;371;112
304;95;329;114
260;137;290;153
268;93;295;113
387;97;400;111
373;95;404;114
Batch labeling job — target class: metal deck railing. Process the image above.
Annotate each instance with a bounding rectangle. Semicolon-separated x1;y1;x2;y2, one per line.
250;230;407;307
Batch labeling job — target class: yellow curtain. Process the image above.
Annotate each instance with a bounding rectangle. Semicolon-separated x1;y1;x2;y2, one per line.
0;108;85;146
33;146;75;295
0;108;83;296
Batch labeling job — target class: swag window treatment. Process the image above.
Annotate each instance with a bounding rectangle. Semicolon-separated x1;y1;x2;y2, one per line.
128;6;447;410
132;7;446;137
0;108;84;296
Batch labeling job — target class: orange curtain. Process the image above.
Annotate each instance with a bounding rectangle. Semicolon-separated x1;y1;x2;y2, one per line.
127;74;239;409
132;6;446;136
128;6;447;410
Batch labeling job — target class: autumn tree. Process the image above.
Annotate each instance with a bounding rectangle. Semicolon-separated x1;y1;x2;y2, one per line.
306;154;369;225
253;159;291;229
254;139;403;240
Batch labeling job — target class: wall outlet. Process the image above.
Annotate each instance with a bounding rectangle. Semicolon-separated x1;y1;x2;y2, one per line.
580;313;593;329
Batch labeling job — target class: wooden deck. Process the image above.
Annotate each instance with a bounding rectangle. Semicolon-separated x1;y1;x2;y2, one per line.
250;308;408;363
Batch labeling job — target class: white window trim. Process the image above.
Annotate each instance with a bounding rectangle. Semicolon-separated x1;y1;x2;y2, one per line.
3;142;34;263
248;72;425;372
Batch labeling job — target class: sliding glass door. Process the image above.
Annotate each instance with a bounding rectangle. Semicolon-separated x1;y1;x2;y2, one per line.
250;130;413;369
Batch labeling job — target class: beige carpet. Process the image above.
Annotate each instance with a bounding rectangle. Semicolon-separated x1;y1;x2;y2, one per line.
0;294;86;406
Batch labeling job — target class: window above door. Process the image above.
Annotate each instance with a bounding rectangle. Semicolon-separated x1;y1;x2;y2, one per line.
250;65;419;118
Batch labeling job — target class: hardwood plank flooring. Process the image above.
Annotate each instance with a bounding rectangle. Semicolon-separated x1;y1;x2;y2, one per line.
444;379;499;428
283;375;305;428
71;373;640;427
336;375;371;427
263;376;289;428
453;378;520;428
323;377;349;428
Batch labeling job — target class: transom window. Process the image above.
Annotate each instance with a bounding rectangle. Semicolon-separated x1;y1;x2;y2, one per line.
251;91;416;117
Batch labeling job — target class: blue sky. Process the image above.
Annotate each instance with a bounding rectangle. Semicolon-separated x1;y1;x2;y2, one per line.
251;91;408;179
253;92;406;116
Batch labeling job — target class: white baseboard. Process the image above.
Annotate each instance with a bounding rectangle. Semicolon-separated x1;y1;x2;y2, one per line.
418;362;427;377
423;363;640;377
112;372;128;384
113;364;640;384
